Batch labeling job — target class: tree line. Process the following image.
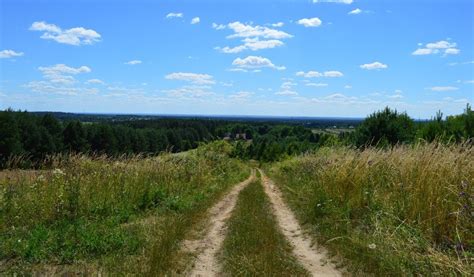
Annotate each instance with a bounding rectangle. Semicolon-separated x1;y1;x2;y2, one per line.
0;104;472;166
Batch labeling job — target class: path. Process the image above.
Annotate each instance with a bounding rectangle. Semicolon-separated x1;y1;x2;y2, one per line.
183;169;256;277
258;169;342;277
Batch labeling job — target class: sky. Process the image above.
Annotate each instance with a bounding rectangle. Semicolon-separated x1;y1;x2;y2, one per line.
0;0;473;118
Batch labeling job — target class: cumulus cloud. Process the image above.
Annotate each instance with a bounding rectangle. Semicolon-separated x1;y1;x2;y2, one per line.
191;17;200;24
163;85;214;98
166;13;183;18
306;83;328;87
37;64;91;84
165;72;215;85
216;22;292;53
412;40;460;56
297;17;322;27
427;86;459;92
313;0;353;4
30;21;101;46
271;22;284;27
348;8;362;15
230;91;253;99
212;23;226;30
226;21;292;39
86;79;105;85
276;81;298;96
232;56;286;70
217;38;284;53
125;60;142;65
25;64;96;95
0;49;24;59
296;70;344;78
360;61;388;70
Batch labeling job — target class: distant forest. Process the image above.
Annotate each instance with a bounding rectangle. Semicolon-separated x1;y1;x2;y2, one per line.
0;105;472;167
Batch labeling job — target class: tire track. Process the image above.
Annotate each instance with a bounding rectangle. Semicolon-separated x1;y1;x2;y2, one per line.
258;169;342;277
183;169;256;277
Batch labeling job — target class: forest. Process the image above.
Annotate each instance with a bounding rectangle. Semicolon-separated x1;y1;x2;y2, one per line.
0;104;473;167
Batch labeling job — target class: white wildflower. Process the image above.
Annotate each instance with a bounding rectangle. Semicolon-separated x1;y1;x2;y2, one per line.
368;243;376;249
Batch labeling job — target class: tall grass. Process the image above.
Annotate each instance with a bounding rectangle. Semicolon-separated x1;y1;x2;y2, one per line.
219;179;308;276
269;143;473;275
0;141;249;274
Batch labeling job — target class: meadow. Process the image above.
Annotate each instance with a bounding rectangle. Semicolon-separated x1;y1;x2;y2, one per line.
268;143;473;275
0;142;249;275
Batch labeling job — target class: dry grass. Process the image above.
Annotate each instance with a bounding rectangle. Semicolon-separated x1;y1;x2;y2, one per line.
269;143;473;275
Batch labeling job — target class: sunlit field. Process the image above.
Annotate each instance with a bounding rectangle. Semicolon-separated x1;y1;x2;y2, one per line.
269;143;474;275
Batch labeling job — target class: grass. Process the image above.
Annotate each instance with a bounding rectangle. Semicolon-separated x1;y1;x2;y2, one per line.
219;178;308;276
0;141;249;275
268;143;473;275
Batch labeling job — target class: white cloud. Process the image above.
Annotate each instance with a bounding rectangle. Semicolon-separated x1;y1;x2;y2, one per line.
296;70;343;78
324;70;344;77
230;91;253;99
348;8;362;15
0;49;24;59
297;17;322;27
232;56;285;70
30;21;101;46
217;38;284;53
226;21;292;39
25;81;98;95
276;80;298;95
125;60;142;65
163;85;214;98
212;23;226;30
86;79;105;85
306;83;328;87
313;0;353;4
428;86;459;92
165;72;215;85
166;13;183;19
344;85;352;89
464;80;474;84
271;22;284;27
276;90;298;96
412;40;460;56
38;64;91;84
191;17;200;24
216;22;291;54
360;61;388;70
444;48;460;55
412;48;435;55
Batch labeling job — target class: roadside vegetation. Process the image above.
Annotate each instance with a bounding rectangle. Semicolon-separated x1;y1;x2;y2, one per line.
268;143;473;275
219;177;308;276
0;141;249;275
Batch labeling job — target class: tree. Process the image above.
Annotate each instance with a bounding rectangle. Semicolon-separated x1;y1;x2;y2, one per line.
353;107;415;147
63;121;88;153
0;111;22;159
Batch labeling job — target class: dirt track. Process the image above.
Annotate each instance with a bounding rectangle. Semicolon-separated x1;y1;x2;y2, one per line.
183;169;256;277
259;169;342;277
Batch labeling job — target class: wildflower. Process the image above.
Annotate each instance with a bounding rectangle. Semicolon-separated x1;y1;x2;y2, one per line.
53;169;65;175
18;239;21;243
368;243;376;249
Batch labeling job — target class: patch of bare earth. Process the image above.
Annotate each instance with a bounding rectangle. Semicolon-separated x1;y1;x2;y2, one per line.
182;169;256;277
259;169;343;277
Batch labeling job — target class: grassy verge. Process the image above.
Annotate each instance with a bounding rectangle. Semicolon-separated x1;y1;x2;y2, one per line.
268;143;473;275
0;141;249;275
219;179;308;276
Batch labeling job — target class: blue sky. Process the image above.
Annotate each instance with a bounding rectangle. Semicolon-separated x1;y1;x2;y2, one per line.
0;0;473;118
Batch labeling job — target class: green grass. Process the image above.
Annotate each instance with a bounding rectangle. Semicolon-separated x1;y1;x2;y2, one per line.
219;179;308;276
0;141;250;275
268;143;473;275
